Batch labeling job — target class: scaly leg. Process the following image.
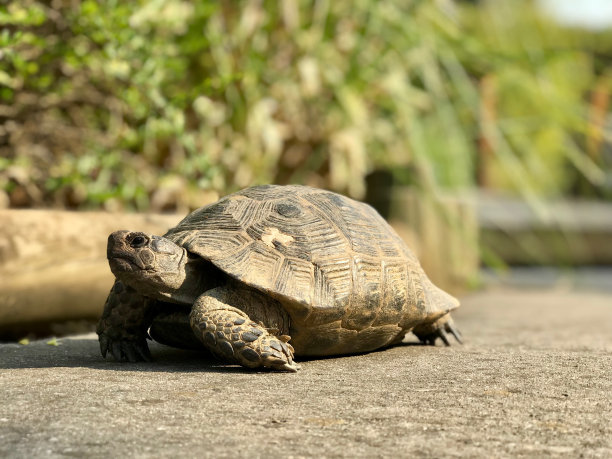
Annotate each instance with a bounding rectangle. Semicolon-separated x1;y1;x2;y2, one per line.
190;286;298;372
97;280;154;362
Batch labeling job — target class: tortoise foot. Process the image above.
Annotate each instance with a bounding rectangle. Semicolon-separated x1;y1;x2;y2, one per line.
97;281;154;362
413;315;463;346
98;332;152;362
239;333;300;372
190;288;299;372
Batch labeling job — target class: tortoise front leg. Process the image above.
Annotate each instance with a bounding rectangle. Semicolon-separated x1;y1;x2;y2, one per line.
97;280;154;362
190;286;299;372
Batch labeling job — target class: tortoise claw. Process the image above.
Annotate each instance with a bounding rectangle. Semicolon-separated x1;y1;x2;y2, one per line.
438;329;451;346
123;343;139;363
278;361;300;372
98;333;151;362
414;317;463;346
446;322;463;344
111;341;124;361
134;340;152;362
99;335;109;358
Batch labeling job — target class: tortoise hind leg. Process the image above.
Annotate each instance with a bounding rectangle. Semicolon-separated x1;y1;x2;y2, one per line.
412;314;463;346
190;286;299;372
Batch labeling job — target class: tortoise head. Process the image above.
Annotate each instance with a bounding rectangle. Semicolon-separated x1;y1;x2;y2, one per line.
107;230;190;300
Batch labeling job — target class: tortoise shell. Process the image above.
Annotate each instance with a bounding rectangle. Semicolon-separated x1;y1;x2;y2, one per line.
164;185;458;342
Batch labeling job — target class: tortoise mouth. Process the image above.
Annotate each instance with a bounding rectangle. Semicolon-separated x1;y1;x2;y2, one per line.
108;256;144;273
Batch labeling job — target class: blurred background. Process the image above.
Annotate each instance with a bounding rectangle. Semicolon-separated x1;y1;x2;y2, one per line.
1;0;611;339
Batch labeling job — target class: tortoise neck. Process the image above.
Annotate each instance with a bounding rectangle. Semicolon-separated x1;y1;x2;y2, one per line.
166;255;226;304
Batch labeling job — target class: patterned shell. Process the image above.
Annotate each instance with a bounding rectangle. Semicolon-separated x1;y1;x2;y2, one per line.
165;185;458;327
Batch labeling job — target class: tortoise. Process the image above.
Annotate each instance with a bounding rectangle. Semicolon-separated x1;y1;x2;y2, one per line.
97;184;461;371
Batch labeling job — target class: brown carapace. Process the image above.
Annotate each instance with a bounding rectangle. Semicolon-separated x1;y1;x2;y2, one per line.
98;185;461;371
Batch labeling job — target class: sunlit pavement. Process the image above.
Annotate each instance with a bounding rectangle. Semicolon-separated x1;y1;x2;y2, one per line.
1;275;610;458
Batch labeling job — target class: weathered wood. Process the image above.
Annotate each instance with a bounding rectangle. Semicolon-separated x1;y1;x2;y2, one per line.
387;189;479;293
478;195;612;264
0;210;180;336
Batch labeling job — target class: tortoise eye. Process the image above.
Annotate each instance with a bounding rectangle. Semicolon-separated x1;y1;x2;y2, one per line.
129;235;147;248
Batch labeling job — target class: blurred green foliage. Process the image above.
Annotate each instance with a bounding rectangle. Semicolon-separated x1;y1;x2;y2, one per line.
460;1;611;203
0;0;610;211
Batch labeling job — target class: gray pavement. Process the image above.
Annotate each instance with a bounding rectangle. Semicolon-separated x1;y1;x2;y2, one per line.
0;286;611;458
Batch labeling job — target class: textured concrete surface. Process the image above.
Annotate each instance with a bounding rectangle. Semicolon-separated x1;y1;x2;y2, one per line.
0;286;610;458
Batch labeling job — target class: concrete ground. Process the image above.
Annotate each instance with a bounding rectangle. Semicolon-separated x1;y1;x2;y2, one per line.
0;283;610;458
